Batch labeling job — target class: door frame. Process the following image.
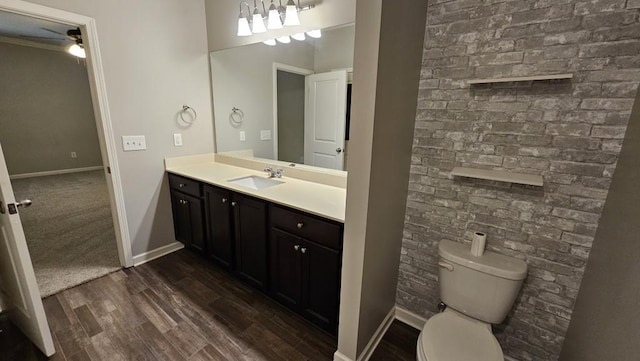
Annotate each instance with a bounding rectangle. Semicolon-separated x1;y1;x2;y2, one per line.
272;62;314;161
0;0;133;267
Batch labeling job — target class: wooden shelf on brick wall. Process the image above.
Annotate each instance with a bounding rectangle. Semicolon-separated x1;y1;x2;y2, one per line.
467;73;573;85
451;167;544;187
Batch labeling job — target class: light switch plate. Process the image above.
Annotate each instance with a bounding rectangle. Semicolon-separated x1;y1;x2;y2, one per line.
260;130;272;141
122;135;147;151
239;131;246;142
173;133;183;147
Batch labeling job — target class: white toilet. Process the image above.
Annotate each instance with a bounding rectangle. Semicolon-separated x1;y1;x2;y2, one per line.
417;240;527;361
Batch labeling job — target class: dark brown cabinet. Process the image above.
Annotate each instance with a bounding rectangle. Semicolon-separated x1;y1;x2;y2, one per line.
269;205;343;335
203;184;268;290
233;194;268;291
169;175;205;254
169;172;342;336
203;185;233;269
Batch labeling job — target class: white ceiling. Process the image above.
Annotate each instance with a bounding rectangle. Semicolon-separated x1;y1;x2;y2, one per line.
0;10;76;47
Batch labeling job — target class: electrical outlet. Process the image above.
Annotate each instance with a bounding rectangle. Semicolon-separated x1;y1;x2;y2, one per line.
239;131;246;142
173;133;183;147
122;135;147;151
71;152;77;159
260;130;272;141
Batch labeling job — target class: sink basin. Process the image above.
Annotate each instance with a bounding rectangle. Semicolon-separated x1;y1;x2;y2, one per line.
228;176;283;190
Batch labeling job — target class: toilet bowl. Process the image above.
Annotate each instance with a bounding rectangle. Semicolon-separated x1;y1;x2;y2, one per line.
416;309;503;361
416;240;527;361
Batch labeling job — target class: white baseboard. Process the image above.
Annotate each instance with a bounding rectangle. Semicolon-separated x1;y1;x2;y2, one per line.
333;351;352;361
133;241;184;267
10;166;104;179
357;306;396;361
395;306;428;330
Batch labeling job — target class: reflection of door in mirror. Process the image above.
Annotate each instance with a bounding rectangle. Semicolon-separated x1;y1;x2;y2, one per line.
276;69;349;171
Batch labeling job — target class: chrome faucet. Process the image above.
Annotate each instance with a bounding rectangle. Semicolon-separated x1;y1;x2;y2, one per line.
264;167;284;178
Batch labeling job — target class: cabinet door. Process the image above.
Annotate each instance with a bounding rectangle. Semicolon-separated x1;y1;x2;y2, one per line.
301;240;341;335
233;194;268;290
204;186;233;269
269;228;302;310
170;190;205;254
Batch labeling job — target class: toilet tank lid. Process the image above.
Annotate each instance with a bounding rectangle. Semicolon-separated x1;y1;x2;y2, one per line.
439;240;527;280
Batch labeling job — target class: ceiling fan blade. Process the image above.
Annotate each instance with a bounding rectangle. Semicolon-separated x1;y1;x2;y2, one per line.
19;35;66;41
40;27;66;36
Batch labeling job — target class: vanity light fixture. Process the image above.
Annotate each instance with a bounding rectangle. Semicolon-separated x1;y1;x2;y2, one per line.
277;35;291;44
306;29;321;38
291;32;305;41
263;38;277;46
283;0;300;26
237;2;252;36
251;0;267;34
267;0;283;30
236;0;315;37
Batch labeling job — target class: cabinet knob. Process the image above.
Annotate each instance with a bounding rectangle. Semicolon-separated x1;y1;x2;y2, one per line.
179;183;186;188
222;198;227;203
300;247;307;254
294;245;300;251
297;222;304;229
231;201;237;207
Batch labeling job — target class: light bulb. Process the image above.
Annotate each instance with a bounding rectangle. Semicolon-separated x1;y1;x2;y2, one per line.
237;17;252;36
283;0;300;26
277;35;291;44
263;39;277;46
252;12;267;33
267;3;283;30
291;33;305;41
306;29;322;38
68;43;86;58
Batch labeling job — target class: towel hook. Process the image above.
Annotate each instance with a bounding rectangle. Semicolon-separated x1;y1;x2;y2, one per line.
180;105;197;123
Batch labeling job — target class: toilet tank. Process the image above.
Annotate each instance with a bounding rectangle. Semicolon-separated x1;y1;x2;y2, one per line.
438;240;527;324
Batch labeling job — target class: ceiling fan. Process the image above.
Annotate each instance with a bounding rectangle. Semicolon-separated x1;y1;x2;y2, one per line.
18;27;86;58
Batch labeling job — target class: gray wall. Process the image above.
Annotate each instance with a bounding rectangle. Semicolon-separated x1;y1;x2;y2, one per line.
211;41;315;159
559;81;640;360
314;25;355;73
336;0;427;358
23;0;215;258
397;1;640;360
0;42;102;175
277;70;305;164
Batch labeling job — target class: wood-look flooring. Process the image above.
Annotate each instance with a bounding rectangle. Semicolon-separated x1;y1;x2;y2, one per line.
2;250;419;361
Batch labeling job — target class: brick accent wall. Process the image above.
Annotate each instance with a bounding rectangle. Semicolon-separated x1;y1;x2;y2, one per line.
397;1;640;360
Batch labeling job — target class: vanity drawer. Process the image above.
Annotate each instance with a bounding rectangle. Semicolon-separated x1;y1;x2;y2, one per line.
168;173;202;197
269;204;342;250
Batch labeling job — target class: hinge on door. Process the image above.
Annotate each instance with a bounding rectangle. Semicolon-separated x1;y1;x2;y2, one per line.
107;166;111;174
0;201;4;214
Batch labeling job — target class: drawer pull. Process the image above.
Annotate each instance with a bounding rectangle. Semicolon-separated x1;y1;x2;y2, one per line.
300;247;307;254
294;245;300;251
222;198;227;203
179;183;186;188
297;222;304;229
231;201;237;207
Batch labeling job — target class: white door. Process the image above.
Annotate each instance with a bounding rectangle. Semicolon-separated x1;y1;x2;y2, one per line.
0;142;55;356
304;70;347;170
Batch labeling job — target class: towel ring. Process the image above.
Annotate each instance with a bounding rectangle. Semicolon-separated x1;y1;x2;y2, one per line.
230;107;244;127
180;105;197;123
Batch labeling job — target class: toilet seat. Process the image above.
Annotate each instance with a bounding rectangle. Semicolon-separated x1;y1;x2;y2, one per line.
417;311;503;361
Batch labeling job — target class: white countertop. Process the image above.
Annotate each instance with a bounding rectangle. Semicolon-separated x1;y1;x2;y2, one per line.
166;161;346;223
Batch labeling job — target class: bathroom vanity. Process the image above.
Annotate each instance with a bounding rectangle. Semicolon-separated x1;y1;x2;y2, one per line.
165;153;346;335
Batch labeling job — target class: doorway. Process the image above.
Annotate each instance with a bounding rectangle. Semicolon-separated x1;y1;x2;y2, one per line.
0;15;124;296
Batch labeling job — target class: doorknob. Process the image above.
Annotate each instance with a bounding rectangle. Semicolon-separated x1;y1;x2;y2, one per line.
16;199;32;208
336;148;342;154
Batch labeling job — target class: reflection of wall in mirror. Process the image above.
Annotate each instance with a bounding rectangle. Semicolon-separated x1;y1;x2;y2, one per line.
211;25;355;169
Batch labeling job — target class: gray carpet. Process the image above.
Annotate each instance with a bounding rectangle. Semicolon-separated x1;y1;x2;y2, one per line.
11;170;121;297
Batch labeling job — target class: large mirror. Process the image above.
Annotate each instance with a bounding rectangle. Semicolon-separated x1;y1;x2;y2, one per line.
210;23;355;172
